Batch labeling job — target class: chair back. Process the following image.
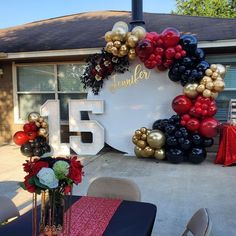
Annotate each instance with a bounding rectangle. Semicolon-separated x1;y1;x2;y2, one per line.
0;196;20;223
87;177;141;201
182;208;212;236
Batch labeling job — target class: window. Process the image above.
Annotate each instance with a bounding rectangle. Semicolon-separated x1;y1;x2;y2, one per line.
14;63;87;123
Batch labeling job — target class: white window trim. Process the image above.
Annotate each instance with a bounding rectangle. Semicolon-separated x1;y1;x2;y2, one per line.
13;61;87;124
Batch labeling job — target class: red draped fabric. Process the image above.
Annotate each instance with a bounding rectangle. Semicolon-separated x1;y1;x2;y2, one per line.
215;124;236;166
61;196;122;236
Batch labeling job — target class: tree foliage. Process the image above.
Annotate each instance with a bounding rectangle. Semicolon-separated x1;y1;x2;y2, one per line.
173;0;236;18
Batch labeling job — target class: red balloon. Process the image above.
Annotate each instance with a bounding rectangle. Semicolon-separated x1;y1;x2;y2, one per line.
161;28;180;47
23;123;32;133
199;118;219;138
136;39;154;59
27;131;38;140
186;118;200;132
13;131;29;146
172;95;192;114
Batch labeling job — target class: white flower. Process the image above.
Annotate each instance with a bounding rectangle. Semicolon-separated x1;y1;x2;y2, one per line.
37;167;58;189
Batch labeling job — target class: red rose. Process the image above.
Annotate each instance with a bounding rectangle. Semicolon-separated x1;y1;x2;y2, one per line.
64;185;72;195
68;156;83;185
24;174;36;193
31;161;49;175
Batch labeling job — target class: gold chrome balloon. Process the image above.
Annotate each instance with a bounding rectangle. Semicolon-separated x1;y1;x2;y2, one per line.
104;31;113;42
137;140;147;149
141;134;147;141
140;127;147;134
216;64;226;79
113;40;122;48
211;72;219;80
210;64;217;71
28;112;40;122
135;130;142;138
147;130;165;149
134;146;143;158
131;26;146;40
206;82;214;90
154;149;165;160
183;83;198;98
202;89;212;97
205;69;213;76
41;121;48;128
132;135;139;145
38;117;44;123
128;52;136;60
111;46;119;56
142;146;154;157
119;44;128;56
38;128;48;137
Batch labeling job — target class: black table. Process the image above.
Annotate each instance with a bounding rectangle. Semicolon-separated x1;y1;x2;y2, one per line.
0;196;157;236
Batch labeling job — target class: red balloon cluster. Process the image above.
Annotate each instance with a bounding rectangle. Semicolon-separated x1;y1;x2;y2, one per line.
136;28;186;70
172;94;219;137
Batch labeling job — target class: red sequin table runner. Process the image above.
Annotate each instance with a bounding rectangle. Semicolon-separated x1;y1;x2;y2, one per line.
61;196;122;236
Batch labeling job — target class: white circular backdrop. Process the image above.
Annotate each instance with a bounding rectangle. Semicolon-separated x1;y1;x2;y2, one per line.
88;60;182;155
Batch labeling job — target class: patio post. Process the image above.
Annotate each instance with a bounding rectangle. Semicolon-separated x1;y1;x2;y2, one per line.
130;0;145;29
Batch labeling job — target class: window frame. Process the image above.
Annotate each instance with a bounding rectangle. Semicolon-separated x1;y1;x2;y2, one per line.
13;61;87;124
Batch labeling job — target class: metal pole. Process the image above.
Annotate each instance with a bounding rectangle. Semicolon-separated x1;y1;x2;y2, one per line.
130;0;145;29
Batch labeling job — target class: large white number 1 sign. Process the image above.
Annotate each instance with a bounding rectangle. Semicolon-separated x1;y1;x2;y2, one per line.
69;99;104;155
41;100;70;155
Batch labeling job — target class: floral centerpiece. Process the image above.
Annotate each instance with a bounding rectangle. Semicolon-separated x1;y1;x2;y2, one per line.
20;156;83;235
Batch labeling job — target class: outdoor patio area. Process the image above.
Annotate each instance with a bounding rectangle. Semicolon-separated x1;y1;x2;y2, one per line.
1;144;235;235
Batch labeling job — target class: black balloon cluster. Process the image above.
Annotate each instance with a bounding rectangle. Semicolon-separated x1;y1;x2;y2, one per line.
21;137;51;158
152;115;214;164
168;35;210;86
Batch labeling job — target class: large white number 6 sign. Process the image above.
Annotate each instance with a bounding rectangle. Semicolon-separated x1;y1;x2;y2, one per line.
41;100;70;156
69;99;104;155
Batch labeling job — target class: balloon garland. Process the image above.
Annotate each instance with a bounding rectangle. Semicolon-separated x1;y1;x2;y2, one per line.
80;21;226;164
13;112;51;158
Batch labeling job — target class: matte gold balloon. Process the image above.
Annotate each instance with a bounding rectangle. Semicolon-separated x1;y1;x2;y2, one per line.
104;31;113;42
113;40;122;48
119;44;128;56
216;64;226;78
154;149;165;160
135;130;142;138
202;89;212;97
132;135;139;144
38;128;48;137
134;146;143;158
28;112;40;122
210;64;217;72
131;26;146;40
213;80;225;92
127;35;139;48
142;146;155;157
197;84;205;93
41;121;48;128
147;130;165;149
211;92;218;99
137;140;147;149
112;27;127;42
183;83;198;98
206;82;214;90
140;127;147;134
205;69;213;76
112;21;129;33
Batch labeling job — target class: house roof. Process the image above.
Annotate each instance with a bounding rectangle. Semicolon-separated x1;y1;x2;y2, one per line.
0;11;236;53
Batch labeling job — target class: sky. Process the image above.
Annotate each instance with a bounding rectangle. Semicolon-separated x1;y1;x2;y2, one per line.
0;0;176;29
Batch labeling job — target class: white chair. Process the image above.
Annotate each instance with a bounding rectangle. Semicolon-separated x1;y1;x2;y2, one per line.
0;196;20;223
87;177;141;201
182;208;212;236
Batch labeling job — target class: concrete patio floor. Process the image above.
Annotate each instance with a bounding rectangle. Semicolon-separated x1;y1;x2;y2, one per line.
1;144;236;236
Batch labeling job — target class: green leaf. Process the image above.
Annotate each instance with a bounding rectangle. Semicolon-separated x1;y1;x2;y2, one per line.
19;182;27;190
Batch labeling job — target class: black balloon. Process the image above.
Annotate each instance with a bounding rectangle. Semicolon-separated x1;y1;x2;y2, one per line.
192;134;203;146
20;142;34;157
180;139;192;150
196;61;210;72
202;138;214;147
180;35;198;53
33;147;44;157
165;125;176;135
188;147;206;164
42;144;51;153
166;148;184;164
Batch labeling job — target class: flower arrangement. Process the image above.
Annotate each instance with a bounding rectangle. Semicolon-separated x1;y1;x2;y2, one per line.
20;156;83;195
